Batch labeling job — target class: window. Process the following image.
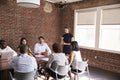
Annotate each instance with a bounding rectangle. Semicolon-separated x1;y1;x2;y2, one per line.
100;8;120;51
75;10;96;47
75;25;96;47
99;25;120;51
74;4;120;52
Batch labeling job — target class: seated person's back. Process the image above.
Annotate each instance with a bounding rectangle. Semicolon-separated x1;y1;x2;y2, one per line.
46;43;68;79
47;53;68;70
10;45;37;80
69;41;83;70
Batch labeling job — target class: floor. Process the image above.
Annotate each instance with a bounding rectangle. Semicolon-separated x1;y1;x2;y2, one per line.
89;67;120;80
37;66;120;80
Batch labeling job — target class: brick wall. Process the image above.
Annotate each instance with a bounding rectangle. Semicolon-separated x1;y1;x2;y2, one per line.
0;0;62;51
80;48;120;73
61;0;120;73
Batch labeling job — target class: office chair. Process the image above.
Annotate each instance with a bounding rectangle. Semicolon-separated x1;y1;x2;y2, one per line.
9;71;38;80
9;71;15;80
47;61;70;80
71;60;90;80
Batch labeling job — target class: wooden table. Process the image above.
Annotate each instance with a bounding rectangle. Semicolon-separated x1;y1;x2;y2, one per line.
35;55;49;76
35;55;49;64
0;58;11;80
0;58;9;70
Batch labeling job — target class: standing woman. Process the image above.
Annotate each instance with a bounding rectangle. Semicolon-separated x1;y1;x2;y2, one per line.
61;27;74;55
18;37;34;57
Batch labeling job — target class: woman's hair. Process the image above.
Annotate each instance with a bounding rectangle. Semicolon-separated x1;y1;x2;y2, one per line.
38;36;44;40
64;27;69;29
20;37;27;45
52;43;61;53
71;41;79;51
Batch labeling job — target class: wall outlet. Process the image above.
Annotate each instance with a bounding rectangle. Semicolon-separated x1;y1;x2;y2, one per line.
95;56;97;59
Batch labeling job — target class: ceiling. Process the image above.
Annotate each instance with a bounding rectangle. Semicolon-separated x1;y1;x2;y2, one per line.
46;0;83;4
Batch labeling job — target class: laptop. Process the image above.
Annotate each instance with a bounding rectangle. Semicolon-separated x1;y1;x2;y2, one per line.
0;52;13;60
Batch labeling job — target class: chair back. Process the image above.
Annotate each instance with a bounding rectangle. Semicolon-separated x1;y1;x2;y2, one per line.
14;71;36;80
49;61;70;75
55;64;70;75
71;60;90;80
77;61;88;71
50;61;58;71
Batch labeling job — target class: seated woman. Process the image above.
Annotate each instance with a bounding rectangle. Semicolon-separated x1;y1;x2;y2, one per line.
69;41;83;80
17;37;34;57
46;43;68;80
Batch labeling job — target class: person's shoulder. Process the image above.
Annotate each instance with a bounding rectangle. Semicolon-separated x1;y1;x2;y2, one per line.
72;50;78;53
69;33;73;36
35;42;40;45
71;51;76;55
55;53;65;56
60;52;65;55
43;42;48;46
35;42;39;44
62;33;67;37
27;55;36;60
6;46;11;49
6;46;14;50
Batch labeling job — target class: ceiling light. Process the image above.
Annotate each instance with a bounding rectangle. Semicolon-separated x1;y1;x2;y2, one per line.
17;0;40;8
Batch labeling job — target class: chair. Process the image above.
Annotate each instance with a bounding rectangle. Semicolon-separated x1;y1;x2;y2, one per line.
9;69;15;80
9;71;37;80
47;61;70;80
71;60;90;80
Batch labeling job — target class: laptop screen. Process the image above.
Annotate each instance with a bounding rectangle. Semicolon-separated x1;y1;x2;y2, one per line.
0;52;13;60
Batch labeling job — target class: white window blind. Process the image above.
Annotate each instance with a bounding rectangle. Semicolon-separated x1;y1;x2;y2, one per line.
102;8;120;25
77;11;96;25
75;10;96;47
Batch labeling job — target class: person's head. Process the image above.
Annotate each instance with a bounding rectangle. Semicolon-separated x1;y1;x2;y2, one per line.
19;45;28;53
20;37;27;45
64;27;70;33
52;43;61;53
0;40;7;49
71;41;79;51
38;36;45;43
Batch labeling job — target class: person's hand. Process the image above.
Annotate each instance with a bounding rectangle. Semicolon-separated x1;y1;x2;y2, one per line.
41;52;49;57
64;43;70;45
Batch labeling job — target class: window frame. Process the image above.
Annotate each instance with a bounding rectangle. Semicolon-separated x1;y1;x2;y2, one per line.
74;4;120;54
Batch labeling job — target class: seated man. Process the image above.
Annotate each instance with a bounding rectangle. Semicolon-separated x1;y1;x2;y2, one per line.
34;36;51;57
0;40;17;80
10;45;37;80
0;39;17;58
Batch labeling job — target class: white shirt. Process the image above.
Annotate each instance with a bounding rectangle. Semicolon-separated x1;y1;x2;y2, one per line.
71;51;82;69
34;42;51;55
0;46;17;57
10;54;37;73
46;53;68;69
